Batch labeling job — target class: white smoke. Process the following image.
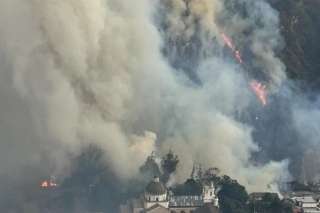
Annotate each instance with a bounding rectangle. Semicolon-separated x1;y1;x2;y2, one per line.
292;96;320;182
158;0;286;89
0;0;289;196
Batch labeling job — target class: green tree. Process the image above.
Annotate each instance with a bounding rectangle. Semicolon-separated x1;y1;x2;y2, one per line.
248;193;294;213
140;153;161;180
57;144;122;212
218;175;249;213
161;150;179;183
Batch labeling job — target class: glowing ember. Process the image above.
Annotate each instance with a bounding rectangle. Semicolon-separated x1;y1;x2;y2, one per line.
40;180;58;188
235;50;243;64
221;33;236;51
250;80;267;106
50;182;58;187
41;181;49;188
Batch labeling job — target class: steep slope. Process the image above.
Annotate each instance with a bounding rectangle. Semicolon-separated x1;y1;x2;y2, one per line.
271;0;320;90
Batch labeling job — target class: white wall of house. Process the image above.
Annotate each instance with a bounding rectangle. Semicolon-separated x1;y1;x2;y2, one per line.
144;193;169;209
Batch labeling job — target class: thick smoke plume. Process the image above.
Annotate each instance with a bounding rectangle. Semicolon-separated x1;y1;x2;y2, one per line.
2;0;319;210
158;0;286;89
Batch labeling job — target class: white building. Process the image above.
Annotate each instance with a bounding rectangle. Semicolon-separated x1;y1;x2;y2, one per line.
291;196;320;213
120;177;219;213
144;177;169;209
203;182;219;206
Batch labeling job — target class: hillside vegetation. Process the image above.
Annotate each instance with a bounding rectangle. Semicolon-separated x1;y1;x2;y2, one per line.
270;0;320;89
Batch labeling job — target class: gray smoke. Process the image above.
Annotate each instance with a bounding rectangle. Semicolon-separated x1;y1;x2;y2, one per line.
1;0;317;211
291;94;320;182
158;0;286;89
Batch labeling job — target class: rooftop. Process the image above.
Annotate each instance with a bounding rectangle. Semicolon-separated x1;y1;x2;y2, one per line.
292;196;317;203
145;177;167;195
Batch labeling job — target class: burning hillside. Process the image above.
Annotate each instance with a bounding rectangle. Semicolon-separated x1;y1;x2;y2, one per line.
0;0;319;212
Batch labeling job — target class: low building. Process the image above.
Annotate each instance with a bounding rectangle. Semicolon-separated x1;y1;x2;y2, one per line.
249;192;279;202
291;195;320;213
120;177;219;213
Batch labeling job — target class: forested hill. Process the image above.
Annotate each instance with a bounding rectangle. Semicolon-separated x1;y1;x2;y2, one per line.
270;0;320;90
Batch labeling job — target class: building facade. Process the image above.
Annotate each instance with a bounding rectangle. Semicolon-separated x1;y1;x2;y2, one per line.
120;177;219;213
291;195;320;213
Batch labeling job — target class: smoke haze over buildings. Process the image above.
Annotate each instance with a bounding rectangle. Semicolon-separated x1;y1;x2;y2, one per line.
0;0;320;211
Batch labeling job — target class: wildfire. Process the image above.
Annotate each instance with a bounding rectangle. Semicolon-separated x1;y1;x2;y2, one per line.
235;50;243;64
221;32;236;51
250;80;267;106
40;180;58;188
220;32;268;106
221;33;243;64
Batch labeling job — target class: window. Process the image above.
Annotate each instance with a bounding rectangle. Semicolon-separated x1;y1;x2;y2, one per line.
210;192;213;196
156;197;159;201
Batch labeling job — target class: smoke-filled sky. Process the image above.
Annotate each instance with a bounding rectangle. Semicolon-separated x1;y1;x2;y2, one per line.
0;0;320;208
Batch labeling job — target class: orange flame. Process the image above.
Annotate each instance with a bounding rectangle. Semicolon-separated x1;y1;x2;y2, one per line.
221;33;236;51
221;32;268;105
221;33;243;64
221;32;268;106
250;80;267;106
235;50;243;64
40;180;58;188
41;180;49;188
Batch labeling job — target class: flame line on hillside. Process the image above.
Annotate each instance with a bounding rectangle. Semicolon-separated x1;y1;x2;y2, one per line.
220;32;267;106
